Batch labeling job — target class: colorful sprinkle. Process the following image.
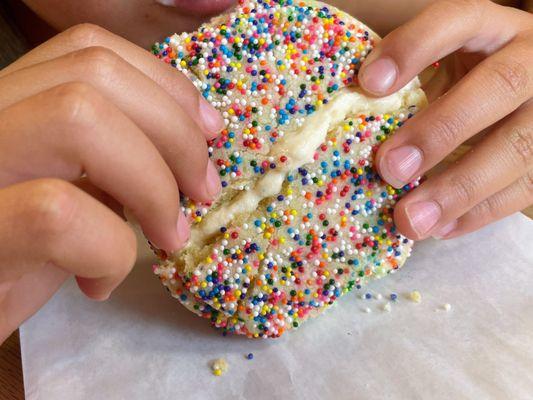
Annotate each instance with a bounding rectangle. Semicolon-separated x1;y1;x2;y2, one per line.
152;0;424;338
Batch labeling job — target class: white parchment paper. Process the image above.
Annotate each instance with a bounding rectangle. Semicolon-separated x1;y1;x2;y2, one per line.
20;213;533;400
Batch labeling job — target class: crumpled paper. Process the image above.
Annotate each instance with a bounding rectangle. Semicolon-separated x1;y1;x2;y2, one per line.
20;213;533;400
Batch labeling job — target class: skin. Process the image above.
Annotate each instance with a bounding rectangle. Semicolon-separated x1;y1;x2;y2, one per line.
0;0;531;342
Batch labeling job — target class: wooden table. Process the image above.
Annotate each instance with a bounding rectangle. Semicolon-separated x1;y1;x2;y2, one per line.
0;332;24;400
2;207;532;399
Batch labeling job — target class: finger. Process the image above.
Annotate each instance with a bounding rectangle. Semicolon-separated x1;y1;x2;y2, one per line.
436;171;533;239
0;23;224;139
1;264;68;342
0;83;188;251
0;179;136;299
394;102;532;240
358;0;532;95
375;35;533;188
0;46;220;202
74;178;124;218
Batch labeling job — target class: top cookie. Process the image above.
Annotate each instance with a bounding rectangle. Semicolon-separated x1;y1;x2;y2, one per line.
152;0;427;338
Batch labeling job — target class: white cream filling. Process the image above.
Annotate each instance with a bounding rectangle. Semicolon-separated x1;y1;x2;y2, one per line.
187;81;425;248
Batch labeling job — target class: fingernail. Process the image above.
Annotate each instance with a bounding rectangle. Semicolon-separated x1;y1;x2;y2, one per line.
199;98;224;135
381;145;423;187
93;292;111;301
432;220;458;239
177;211;190;248
206;161;221;199
359;57;398;94
405;201;442;237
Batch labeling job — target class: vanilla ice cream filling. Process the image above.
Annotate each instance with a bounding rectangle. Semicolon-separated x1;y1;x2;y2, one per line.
186;82;425;249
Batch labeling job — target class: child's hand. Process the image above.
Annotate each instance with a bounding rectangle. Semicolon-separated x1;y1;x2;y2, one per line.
358;0;532;240
0;24;223;341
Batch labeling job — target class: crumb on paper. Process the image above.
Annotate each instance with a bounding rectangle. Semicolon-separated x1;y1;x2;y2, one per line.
443;303;452;312
383;302;391;312
364;307;372;313
409;290;422;303
375;293;383;300
211;358;228;376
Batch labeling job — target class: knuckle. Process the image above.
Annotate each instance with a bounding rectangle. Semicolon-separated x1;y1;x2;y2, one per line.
25;179;77;237
471;196;501;223
487;60;529;99
71;46;121;82
441;0;487;19
50;82;103;128
422;113;466;151
64;23;109;49
506;125;533;169
518;170;533;199
447;173;480;206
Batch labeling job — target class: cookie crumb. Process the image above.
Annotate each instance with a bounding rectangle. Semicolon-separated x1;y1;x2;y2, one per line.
211;358;228;376
409;290;422;303
443;303;451;312
383;302;391;312
364;307;372;313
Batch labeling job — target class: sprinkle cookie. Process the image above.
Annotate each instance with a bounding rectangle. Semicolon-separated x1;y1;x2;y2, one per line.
152;0;427;338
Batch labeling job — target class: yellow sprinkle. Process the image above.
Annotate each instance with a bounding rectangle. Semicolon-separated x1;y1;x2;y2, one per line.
201;282;207;288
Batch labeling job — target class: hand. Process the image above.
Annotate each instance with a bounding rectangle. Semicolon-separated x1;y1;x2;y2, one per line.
357;0;533;240
0;24;223;342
